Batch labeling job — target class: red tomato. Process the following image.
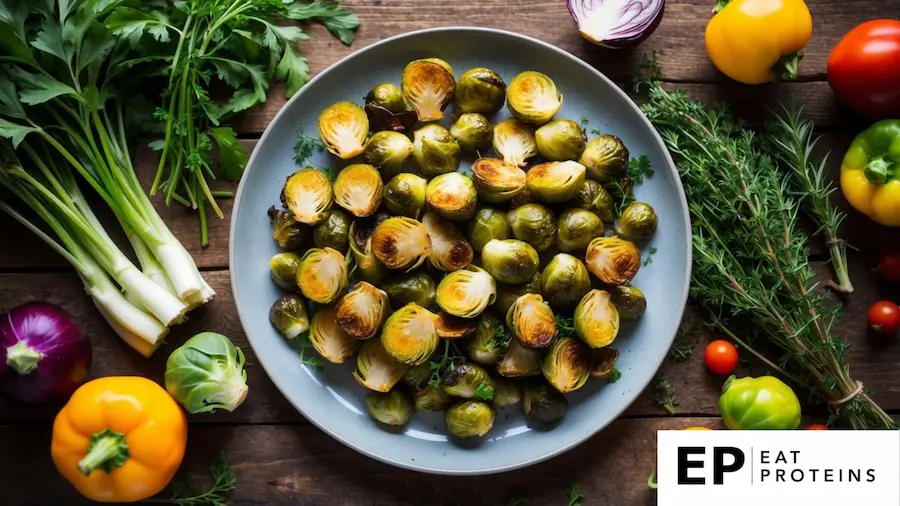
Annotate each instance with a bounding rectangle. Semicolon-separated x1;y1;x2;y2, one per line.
868;300;900;334
807;424;829;430
827;20;900;118
704;340;739;375
879;250;900;283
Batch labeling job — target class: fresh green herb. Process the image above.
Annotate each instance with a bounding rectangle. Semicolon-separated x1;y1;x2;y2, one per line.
643;246;658;266
555;315;576;336
647;468;658;490
590;128;603;137
147;453;237;506
628;154;654;184
580;116;590;131
296;332;324;370
669;345;693;362
488;325;512;351
608;367;622;383
427;340;465;389
566;483;584;506
653;374;678;415
474;383;495;401
294;129;326;166
606;179;635;216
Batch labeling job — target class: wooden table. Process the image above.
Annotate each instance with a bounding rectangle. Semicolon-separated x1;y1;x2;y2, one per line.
2;1;899;504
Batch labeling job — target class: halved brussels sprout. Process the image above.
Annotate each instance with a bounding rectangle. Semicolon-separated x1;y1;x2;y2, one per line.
450;113;493;151
414;385;454;411
557;208;604;254
523;381;568;425
610;285;647;320
579;135;629;182
542;337;591;393
412;124;462;178
465;313;507;365
492;118;538;168
506;293;557;349
526;161;587;203
365;83;417;133
506;71;563;125
446;400;494;438
422;57;454;75
309;305;361;363
497;337;542;377
296;247;348;304
590;347;619;379
267;206;307;250
366;390;413;426
353;337;409;392
615;201;658;242
422;212;473;272
371;217;433;271
493;379;522;407
481;239;539;284
541;253;592;309
313;209;352;252
436;265;497;318
471;158;527;204
348;215;388;285
363;131;414;178
536;119;587;161
269;294;309;339
336;281;391;340
381;303;439;365
436;311;478;340
507;203;556;251
383;173;427;218
401;59;456;122
584;236;641;285
441;363;494;398
465;207;511;253
573;179;615;222
281;168;333;225
455;67;507;114
318;101;369;159
574;289;620;348
425;172;477;222
382;272;436;309
508;187;534;208
333;164;383;218
493;273;542;318
270;252;302;291
403;363;432;388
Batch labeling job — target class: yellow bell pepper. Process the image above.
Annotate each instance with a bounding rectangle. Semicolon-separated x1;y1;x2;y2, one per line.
841;120;900;227
705;0;813;84
51;376;187;503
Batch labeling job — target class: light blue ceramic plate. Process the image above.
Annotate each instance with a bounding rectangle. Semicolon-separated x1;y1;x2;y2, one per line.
231;27;691;475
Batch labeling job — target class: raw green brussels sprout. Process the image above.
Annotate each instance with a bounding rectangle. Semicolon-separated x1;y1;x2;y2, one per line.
471;157;527;203
481;239;540;284
465;313;507;366
493;273;542;318
523;381;568;425
615;201;658;242
269;294;309;339
436;265;497;318
381;303;439;365
382;272;436;309
425;172;477;221
436;311;479;340
590;347;619;379
270;251;302;291
579;134;629;182
557;208;604;254
455;67;507;114
527;161;587;203
296;247;348;304
309;305;361;363
336;281;391;339
363;131;414;178
574;289;620;348
366;390;413;426
493;378;522;407
371;217;433;271
506;71;563;125
402;59;456;122
446;400;494;438
441;363;495;399
541;253;592;309
281;168;333;225
497;337;542;377
383;173;427;219
535;119;587;161
507;203;556;251
542;337;591;393
422;212;474;272
267;206;307;250
610;285;647;320
365;83;417;133
573;179;615;222
465;207;511;252
403;363;432;388
450;113;493;151
414;385;454;411
353;338;409;392
333;164;383;218
507;293;557;349
492;118;538;168
313;208;352;252
412;124;461;178
165;332;248;414
585;236;641;285
348;215;388;285
318;101;369;159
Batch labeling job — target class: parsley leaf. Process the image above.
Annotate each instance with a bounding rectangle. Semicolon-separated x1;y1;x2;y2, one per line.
643;246;658;267
294;128;325;165
209;126;248;182
296;331;324;370
608;367;622;383
488;325;512;351
627;154;654;184
474;383;495;401
286;0;360;46
555;315;575;336
580;115;589;131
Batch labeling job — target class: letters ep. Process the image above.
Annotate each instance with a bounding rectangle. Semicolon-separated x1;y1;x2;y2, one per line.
677;446;745;485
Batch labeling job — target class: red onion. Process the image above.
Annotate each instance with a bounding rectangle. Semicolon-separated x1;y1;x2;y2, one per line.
568;0;665;49
0;302;91;403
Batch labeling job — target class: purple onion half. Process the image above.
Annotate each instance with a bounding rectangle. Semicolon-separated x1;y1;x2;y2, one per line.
568;0;666;49
0;302;91;404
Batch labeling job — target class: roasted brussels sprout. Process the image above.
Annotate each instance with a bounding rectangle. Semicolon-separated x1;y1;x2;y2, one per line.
425;172;477;222
381;303;439;365
441;363;495;399
414;385;454;411
450;113;493;151
363;131;414;178
382;272;436;308
574;289;620;348
270;252;302;291
523;381;568;425
492;118;538;168
506;71;563;125
309;305;361;363
333;164;383;218
526;161;586;203
493;273;542;318
615;201;658;242
557;208;604;254
610;285;647;320
584;236;641;285
590;347;619;379
353;337;408;392
508;187;534;208
383;173;427;219
422;57;454;74
579;134;628;182
481;239;540;284
269;294;309;339
493;378;522;407
507;293;557;349
365;83;417;133
507;203;556;251
318;101;369;159
313;209;351;252
436;265;497;318
371;217;433;271
348;215;388;285
281;168;333;226
573;179;615;222
267;206;307;250
542;337;591;393
465;313;507;366
436;312;478;340
536;119;587;161
455;67;507;114
541;253;592;309
296;247;348;304
403;363;432;388
412;124;462;178
471;158;527;204
366;83;406;113
422;212;474;272
401;59;456;122
497;337;542;377
336;281;391;339
465;207;511;252
446;400;494;438
366;390;413;426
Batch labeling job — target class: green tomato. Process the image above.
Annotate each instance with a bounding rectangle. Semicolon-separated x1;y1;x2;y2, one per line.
164;332;249;414
718;375;801;430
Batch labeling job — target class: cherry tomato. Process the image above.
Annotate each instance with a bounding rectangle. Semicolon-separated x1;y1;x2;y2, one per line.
879;250;900;283
807;424;828;430
827;20;900;118
704;340;739;375
868;300;900;335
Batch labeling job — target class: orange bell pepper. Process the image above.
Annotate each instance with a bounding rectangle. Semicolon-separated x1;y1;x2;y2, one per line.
51;376;187;503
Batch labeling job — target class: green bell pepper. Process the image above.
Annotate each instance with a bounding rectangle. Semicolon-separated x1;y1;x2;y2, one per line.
840;120;900;227
718;375;801;430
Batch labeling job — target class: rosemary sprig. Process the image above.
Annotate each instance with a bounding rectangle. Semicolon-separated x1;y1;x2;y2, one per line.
653;374;678;415
146;454;237;506
565;484;584;506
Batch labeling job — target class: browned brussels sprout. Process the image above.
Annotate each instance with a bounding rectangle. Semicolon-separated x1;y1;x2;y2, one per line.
446;400;494;438
574;289;620;348
580;134;629;182
481;239;540;284
610;285;647;320
436;311;479;340
281;168;333;226
542;337;591;393
493;273;542;318
402;59;456;122
313;208;352;253
523;381;568;424
455;67;507;114
541;253;592;309
365;83;417;133
507;294;557;349
382;272;437;309
363;131;414;178
336;281;391;340
465;207;511;253
450;113;493;151
557;208;604;254
506;71;563;125
526;161;586;203
318;102;369;159
471;158;527;204
383;173;427;219
615;201;658;242
584;236;641;285
535;119;587;161
507;203;556;251
572;179;615;222
268;206;308;250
